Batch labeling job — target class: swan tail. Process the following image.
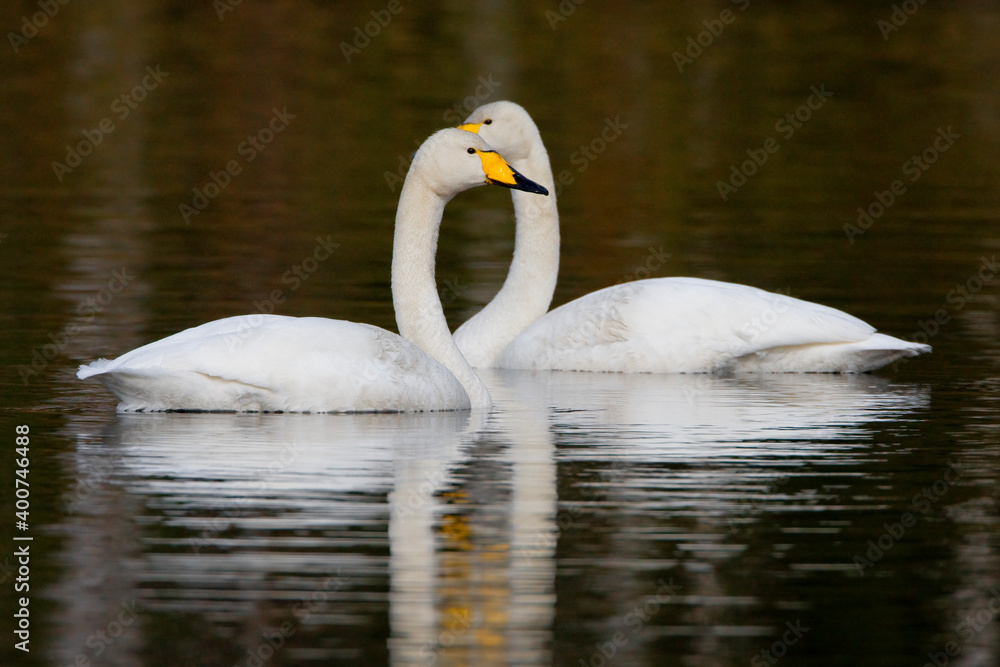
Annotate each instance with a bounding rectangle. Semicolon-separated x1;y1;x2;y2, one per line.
77;359;112;380
735;334;931;373
78;364;277;412
837;333;931;372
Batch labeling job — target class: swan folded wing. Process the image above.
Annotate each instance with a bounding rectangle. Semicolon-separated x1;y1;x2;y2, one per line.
77;315;468;412
648;279;930;371
638;277;876;349
498;278;925;373
624;278;889;372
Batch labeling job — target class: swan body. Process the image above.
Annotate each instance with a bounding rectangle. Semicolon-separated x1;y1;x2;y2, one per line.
77;316;469;412
454;101;930;373
494;277;927;373
78;128;549;412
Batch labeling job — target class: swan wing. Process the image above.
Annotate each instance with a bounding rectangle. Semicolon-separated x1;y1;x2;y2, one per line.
78;315;469;412
499;278;928;372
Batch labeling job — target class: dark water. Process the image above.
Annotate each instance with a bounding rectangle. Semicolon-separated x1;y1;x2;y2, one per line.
2;1;1000;666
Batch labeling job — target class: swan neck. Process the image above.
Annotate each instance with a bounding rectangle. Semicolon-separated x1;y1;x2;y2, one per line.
509;145;560;295
454;139;560;367
392;176;493;410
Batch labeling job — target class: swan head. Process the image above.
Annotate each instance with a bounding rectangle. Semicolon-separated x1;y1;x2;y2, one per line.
412;127;548;198
458;101;541;163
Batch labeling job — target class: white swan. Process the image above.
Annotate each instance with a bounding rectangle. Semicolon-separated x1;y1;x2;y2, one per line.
77;128;549;412
453;101;930;373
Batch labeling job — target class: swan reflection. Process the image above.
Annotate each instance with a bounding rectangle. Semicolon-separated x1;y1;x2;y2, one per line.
48;373;929;665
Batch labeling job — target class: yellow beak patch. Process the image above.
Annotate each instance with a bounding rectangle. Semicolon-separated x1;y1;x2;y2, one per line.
459;122;483;134
474;149;518;187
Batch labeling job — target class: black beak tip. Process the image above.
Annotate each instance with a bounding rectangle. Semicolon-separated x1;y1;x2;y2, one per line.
522;178;549;196
507;170;549;196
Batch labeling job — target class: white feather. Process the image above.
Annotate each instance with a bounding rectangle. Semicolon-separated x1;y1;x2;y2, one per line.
79;316;468;412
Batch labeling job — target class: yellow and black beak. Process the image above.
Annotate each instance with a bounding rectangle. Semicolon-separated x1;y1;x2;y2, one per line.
471;149;549;196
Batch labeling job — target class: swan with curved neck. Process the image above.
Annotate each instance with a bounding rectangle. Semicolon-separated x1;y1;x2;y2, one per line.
453;101;930;373
450;113;561;368
77;128;549;411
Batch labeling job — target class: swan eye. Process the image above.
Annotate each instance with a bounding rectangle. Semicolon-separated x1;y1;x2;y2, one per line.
484;119;492;125
467;148;476;154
